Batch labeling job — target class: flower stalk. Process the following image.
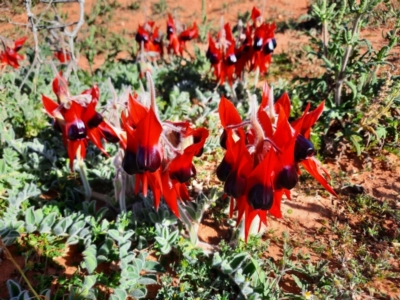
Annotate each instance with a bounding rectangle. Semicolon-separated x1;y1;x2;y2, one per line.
77;147;92;200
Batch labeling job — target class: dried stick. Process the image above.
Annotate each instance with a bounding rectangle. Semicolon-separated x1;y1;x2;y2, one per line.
0;237;42;300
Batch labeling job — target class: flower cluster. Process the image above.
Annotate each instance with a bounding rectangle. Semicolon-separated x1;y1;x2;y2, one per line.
0;36;27;69
42;72;208;217
206;7;277;85
217;84;337;241
135;20;164;56
119;73;208;217
135;14;198;58
42;73;120;170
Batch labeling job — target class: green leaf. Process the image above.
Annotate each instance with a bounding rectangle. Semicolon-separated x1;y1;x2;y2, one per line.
68;220;85;236
144;261;164;273
345;80;358;101
242;260;257;277
350;134;362;156
130;287;147;299
25;207;36;233
291;274;303;289
221;260;233;274
39;213;57;233
212;253;222;267
375;126;387;140
110;289;127;300
119;241;131;258
137;274;157;285
229;252;248;272
34;209;44;225
6;279;21;298
83;255;98;274
81;275;97;295
108;229;120;241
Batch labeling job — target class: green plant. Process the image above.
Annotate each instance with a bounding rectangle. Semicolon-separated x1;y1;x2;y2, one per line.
152;0;168;16
293;0;400;155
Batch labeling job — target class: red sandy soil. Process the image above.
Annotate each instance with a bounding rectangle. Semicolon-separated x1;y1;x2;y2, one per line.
0;0;399;298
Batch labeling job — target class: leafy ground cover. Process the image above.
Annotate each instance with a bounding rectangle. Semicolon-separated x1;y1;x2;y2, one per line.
0;0;400;299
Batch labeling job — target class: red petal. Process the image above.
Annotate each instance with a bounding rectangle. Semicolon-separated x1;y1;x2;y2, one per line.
219;96;242;128
167;14;175;28
98;121;120;143
62;101;84;124
82;99;98;124
273;105;295;149
14;37;27;51
257;108;273;138
42;95;59;117
67;140;86;171
147;170;163;210
179;22;199;41
161;172;180;218
135;108;162;172
128;92;148;126
301;157;338;197
270;190;283;218
274;92;291;118
251;6;262;23
136;108;162;149
301;101;325;139
87;128;108;157
291;103;311;133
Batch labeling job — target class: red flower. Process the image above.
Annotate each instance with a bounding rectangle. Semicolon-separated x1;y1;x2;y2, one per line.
136;21;164;57
120;75;208;217
0;37;27;69
54;49;71;63
167;14;198;56
217;85;337;241
42;73;120;170
206;24;238;85
206;6;277;84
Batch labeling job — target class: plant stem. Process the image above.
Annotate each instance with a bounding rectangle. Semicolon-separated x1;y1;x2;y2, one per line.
77;158;92;200
0;238;42;300
201;0;206;23
322;20;328;57
334;14;362;106
119;172;127;212
254;66;260;89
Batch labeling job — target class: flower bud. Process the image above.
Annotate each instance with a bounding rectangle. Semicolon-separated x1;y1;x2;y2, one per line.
263;38;277;54
87;112;103;128
122;150;141;175
67;121;86;140
224;172;246;198
136;146;162;173
247;184;274;210
216;158;232;182
275;164;298;190
294;134;315;162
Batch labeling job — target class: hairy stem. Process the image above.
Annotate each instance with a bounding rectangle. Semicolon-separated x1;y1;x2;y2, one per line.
77;152;91;200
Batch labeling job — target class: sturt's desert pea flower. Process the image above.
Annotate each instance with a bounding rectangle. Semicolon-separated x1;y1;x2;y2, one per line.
119;72;208;217
205;6;277;85
217;83;337;241
166;14;199;56
42;72;120;171
0;36;27;69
